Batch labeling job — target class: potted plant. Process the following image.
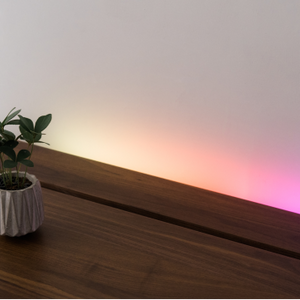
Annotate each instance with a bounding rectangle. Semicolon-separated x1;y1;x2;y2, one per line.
0;107;52;237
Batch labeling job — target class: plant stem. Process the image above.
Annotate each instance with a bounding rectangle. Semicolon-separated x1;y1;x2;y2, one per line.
0;153;7;187
0;152;3;169
22;143;34;187
8;168;12;185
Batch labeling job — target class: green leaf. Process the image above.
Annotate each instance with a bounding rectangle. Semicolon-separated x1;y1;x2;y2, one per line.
19;160;34;167
34;132;42;142
6;119;20;125
3;160;17;168
18;115;34;132
35;114;52;133
2;108;21;125
1;130;15;140
3;140;18;149
16;149;31;162
1;147;16;161
19;126;34;143
34;140;50;146
0;146;6;153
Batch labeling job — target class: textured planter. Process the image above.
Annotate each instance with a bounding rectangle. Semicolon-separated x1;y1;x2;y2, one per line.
0;172;44;237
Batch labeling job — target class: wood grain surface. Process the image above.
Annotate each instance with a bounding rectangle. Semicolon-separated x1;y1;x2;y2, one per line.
1;188;300;298
14;143;300;257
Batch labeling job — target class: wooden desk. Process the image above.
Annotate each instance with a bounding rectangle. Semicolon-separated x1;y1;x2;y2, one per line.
1;144;300;298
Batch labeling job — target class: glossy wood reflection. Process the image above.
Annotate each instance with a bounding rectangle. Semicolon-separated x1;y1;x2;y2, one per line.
1;189;300;298
15;143;300;255
0;143;299;298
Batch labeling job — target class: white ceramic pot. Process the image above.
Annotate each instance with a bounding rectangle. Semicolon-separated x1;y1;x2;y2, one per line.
0;172;44;237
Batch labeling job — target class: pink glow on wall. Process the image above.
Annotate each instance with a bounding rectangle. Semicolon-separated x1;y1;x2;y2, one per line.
55;118;300;215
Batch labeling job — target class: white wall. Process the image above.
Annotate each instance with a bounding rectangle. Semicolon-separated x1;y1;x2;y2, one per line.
1;0;300;213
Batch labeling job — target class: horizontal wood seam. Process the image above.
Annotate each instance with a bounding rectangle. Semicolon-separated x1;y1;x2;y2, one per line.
41;181;300;261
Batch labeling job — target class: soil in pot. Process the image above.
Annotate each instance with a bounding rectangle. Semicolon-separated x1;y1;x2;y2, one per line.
0;175;32;190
